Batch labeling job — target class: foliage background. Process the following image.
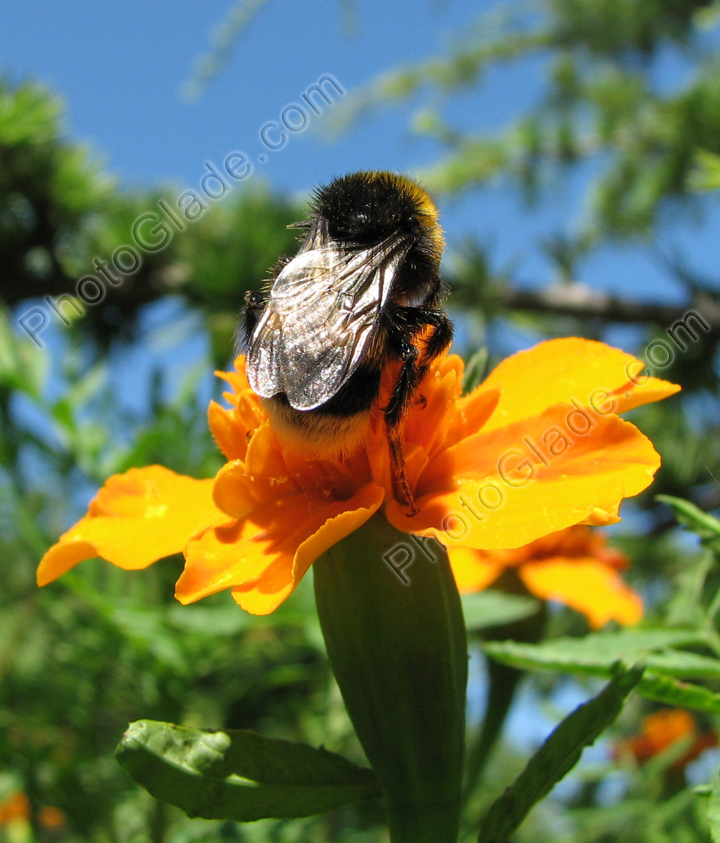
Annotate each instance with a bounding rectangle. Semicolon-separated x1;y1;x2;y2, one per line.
3;1;720;840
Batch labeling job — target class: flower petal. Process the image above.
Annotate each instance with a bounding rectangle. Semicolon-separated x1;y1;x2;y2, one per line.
500;524;629;569
37;466;228;585
387;408;660;550
402;354;464;456
446;547;504;592
519;558;643;628
212;425;302;519
208;401;248;461
480;338;680;432
177;482;385;615
446;387;501;449
208;356;267;460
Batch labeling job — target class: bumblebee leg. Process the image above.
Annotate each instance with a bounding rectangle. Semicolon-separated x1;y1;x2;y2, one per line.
241;291;266;343
384;309;454;516
388;431;419;516
421;311;454;363
384;336;426;516
390;306;454;364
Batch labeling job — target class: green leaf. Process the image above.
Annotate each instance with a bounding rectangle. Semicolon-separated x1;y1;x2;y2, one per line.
477;665;643;843
116;720;381;821
657;495;720;552
635;673;720;715
665;551;713;628
461;590;540;631
484;630;720;713
483;629;710;675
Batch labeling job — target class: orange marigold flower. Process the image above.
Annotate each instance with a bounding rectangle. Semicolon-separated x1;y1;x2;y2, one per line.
37;338;679;616
38;806;66;830
622;709;718;769
448;525;642;628
0;792;30;825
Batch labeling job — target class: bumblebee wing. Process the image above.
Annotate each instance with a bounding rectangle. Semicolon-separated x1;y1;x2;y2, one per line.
247;237;410;410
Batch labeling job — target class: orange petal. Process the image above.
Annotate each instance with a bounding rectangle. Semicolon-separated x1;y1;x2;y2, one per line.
402;354;465;456
37;466;229;585
446;547;504;592
447;387;501;448
519;558;643;628
177;482;385;615
387;408;660;550
212;461;261;519
209;356;268;460
480;338;680;432
212;424;302;518
208;401;249;461
641;709;696;748
501;525;629;569
214;355;253;402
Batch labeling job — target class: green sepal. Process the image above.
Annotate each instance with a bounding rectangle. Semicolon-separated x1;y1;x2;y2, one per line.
313;514;467;843
116;720;381;821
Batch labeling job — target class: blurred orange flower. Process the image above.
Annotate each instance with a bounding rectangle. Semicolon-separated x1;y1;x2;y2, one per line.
38;806;66;831
448;525;642;628
37;338;679;615
0;794;67;833
622;709;717;769
0;791;30;825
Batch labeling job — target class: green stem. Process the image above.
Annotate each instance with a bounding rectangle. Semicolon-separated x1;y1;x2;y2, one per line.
314;515;467;843
387;804;465;843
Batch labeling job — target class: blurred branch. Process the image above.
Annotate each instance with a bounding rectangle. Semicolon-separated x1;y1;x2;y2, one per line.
182;0;271;101
500;285;720;331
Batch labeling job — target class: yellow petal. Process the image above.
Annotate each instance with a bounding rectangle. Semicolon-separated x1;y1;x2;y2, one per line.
519;558;643;628
480;338;680;432
177;482;384;615
446;547;504;592
37;466;228;585
387;408;660;550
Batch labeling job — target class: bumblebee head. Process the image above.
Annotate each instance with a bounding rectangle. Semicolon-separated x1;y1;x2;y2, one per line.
310;171;444;258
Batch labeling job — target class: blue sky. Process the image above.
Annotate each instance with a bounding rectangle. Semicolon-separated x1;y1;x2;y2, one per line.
4;0;520;188
6;0;719;315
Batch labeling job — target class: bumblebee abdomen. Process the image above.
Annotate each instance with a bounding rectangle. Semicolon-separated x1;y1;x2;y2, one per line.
260;363;383;458
262;400;372;459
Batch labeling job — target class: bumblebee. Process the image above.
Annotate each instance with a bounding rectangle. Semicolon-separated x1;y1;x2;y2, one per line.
242;171;453;514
